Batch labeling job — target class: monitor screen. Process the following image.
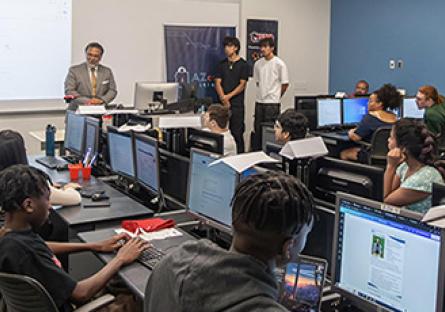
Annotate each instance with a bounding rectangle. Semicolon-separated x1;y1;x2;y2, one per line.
402;98;424;119
84;118;99;156
343;98;368;124
317;98;341;127
187;149;238;230
135;136;159;193
108;131;135;178
65;112;86;155
334;197;442;312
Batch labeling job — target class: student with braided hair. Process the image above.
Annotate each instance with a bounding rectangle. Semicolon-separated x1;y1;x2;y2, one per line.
145;171;314;311
384;119;444;213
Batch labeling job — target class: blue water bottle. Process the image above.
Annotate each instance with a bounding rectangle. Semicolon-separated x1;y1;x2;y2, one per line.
45;125;56;156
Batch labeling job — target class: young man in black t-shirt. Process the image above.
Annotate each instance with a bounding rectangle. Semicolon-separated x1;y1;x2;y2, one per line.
0;165;148;311
214;36;249;153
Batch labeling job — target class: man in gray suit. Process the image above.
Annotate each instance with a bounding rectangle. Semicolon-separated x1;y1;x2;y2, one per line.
64;42;117;111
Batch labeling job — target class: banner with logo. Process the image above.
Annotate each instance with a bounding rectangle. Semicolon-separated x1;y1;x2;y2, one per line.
164;25;236;101
246;19;278;76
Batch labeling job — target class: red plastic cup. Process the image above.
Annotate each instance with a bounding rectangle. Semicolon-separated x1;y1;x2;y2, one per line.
82;166;92;180
68;164;82;180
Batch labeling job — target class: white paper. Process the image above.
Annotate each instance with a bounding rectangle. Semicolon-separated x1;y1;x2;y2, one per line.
118;124;152;133
158;115;202;129
115;228;183;241
209;151;279;173
279;137;328;160
77;105;107;115
106;109;139;115
422;205;445;227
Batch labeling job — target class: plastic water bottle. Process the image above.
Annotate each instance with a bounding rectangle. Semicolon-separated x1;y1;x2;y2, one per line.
45;125;56;156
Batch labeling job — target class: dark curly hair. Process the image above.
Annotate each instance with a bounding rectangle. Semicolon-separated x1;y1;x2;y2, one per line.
394;119;445;179
277;109;308;140
374;84;402;110
0;165;50;213
231;171;314;236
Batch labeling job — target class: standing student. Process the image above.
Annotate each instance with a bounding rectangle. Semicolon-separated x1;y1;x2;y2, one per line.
64;42;117;111
415;85;445;135
340;84;402;162
145;172;314;311
214;37;249;153
252;38;289;151
384;119;444;213
203;104;237;157
274;109;308;145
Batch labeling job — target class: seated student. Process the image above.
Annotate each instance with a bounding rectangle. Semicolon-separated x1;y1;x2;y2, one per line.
0;165;148;311
415;85;445;135
384;119;444;213
351;79;370;97
274;109;309;144
145;171;314;311
204;104;237;156
0;130;81;206
341;84;402;162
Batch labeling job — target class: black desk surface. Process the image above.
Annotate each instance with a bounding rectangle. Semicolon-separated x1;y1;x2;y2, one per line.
29;157;153;227
78;227;196;299
312;130;351;142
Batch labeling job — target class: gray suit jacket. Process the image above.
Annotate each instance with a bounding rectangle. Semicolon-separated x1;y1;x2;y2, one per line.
64;62;117;110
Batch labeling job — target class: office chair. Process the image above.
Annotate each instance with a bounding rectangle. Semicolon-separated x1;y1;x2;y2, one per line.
360;126;391;167
0;272;114;312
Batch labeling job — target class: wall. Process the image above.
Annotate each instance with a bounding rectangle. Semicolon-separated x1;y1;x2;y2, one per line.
330;0;445;95
240;0;331;145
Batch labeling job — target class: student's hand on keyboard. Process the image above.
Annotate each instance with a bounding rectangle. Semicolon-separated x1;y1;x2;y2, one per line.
92;233;132;253
116;237;151;265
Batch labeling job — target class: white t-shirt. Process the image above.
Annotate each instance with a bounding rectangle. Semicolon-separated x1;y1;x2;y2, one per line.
254;56;289;103
223;131;237;157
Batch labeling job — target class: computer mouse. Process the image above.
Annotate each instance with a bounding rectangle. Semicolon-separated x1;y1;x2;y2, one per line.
91;193;110;201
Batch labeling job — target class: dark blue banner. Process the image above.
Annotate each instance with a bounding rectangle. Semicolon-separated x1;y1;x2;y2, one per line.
164;25;236;101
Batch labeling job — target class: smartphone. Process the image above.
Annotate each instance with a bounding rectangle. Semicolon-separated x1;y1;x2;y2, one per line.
279;255;327;312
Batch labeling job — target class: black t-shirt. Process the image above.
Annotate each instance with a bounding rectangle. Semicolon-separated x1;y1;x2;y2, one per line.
215;58;249;106
0;230;77;312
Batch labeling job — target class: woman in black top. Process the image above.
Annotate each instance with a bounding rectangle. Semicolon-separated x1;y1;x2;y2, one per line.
340;84;402;162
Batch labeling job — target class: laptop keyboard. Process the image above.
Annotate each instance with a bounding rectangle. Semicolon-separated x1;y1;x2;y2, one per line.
137;246;166;270
36;156;68;169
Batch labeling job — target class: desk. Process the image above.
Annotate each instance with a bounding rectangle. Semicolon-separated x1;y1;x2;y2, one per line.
78;227;196;299
30;129;66;155
311;130;356;158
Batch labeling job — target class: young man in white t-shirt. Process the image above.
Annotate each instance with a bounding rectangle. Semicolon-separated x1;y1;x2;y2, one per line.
204;104;237;156
252;38;289;151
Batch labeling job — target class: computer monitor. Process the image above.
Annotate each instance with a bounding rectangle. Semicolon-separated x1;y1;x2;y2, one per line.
65;111;86;156
317;98;342;128
332;193;445;312
107;127;135;178
187;128;224;155
133;133;160;194
83;116;100;156
402;97;424;119
312;157;384;204
432;183;445;207
134;82;179;110
186;148;239;232
343;97;369;125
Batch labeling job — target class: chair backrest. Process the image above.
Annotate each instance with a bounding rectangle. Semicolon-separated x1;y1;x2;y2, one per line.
369;127;392;165
0;272;59;312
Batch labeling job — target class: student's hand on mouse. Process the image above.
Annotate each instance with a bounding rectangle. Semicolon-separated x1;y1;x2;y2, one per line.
93;233;131;253
116;237;150;265
387;148;404;168
0;227;11;238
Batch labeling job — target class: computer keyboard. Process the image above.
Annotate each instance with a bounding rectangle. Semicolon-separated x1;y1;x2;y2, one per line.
137;246;166;270
36;156;68;169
